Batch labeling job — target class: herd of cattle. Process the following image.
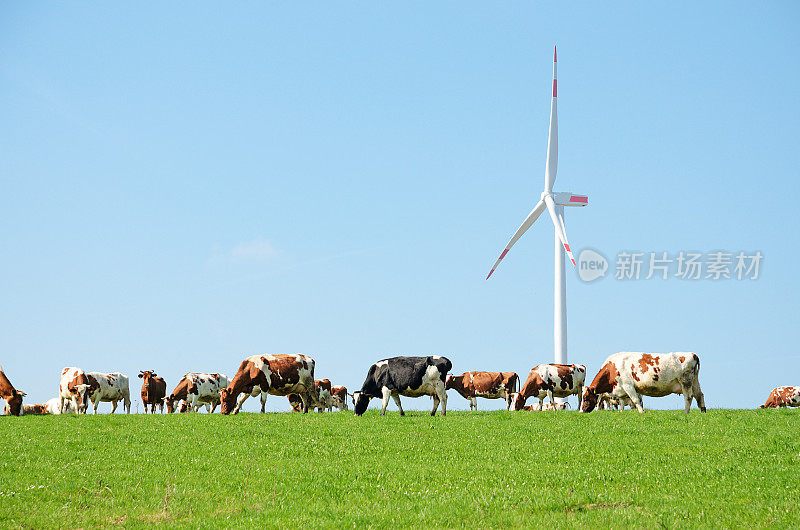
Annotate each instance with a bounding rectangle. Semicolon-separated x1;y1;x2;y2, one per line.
1;351;799;417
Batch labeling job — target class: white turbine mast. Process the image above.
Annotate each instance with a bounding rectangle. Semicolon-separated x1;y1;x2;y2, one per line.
486;46;588;367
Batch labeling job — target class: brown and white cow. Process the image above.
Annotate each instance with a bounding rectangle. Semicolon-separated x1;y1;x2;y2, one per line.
445;371;519;411
22;403;49;415
287;393;304;412
0;364;25;416
331;385;348;411
165;373;228;413
523;401;570;411
511;364;586;411
219;354;319;415
581;352;706;413
59;367;95;414
84;372;131;414
760;386;800;408
138;370;167;414
315;379;333;412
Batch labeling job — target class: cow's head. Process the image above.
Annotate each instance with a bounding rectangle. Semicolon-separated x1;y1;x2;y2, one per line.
353;391;371;416
138;370;157;382
580;387;598;412
177;401;190;413
73;384;91;413
219;387;236;415
510;392;526;411
4;389;25;416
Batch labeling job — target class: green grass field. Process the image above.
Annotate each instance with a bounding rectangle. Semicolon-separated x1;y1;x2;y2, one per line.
1;409;798;528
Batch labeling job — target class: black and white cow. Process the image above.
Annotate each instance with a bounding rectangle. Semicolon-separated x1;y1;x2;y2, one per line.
353;356;452;416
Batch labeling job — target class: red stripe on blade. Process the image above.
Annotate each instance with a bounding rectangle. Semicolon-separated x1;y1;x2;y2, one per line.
554;46;557;62
553;79;557;97
570;258;576;266
499;249;509;260
569;195;588;204
486;269;495;280
564;244;571;252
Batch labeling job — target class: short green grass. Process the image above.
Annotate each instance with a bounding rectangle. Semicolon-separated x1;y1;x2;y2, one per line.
1;409;798;528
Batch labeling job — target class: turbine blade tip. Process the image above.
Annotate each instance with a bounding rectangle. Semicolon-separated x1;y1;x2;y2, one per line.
486;270;495;280
554;46;557;62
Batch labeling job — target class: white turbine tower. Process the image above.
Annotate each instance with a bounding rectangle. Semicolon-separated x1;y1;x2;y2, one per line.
486;47;588;367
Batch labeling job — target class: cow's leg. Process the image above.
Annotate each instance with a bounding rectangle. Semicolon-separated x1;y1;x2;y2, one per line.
93;398;100;414
431;394;440;416
440;385;447;416
209;402;218;414
547;390;555;408
392;393;405;416
693;381;707;412
299;393;309;413
260;392;267;413
233;392;249;414
110;400;118;414
380;387;391;415
576;385;583;411
682;388;693;414
620;384;644;412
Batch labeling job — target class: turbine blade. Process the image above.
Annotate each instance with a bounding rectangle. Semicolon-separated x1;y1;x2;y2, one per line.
486;199;546;279
544;47;558;193
544;194;576;266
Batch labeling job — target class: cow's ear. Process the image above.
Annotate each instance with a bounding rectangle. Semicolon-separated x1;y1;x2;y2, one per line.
138;373;143;378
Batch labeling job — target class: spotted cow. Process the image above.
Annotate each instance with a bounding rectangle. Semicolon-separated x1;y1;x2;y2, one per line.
315;379;333;412
581;352;706;413
511;364;586;411
85;372;131;414
138;370;167;414
219;354;319;415
523;401;570;411
445;371;519;410
353;356;452;416
760;386;800;408
331;385;348;411
59;367;95;414
165;373;228;413
22;403;48;415
0;364;25;416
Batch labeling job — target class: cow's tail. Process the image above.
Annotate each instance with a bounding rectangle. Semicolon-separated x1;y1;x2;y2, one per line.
515;374;520;395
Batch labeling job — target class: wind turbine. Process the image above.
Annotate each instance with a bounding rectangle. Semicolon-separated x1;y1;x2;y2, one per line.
486;46;588;367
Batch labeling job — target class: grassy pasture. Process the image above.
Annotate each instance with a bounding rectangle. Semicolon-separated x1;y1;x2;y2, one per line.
1;409;798;528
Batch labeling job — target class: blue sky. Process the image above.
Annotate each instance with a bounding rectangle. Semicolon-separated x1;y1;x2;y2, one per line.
2;2;798;411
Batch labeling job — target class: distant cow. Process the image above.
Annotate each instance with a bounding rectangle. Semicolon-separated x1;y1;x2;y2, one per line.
138;370;167;414
46;397;74;415
0;364;25;416
315;379;333;412
446;371;519;410
331;385;348;411
165;373;228;413
23;403;49;415
231;388;269;414
581;352;706;413
523;401;570;411
219;354;319;415
353;356;452;416
85;372;131;414
59;367;94;414
760;386;800;408
511;364;586;411
598;394;639;411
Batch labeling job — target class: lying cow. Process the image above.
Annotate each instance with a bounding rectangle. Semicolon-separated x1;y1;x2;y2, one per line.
85;372;131;414
0;364;25;416
22;403;48;415
354;356;452;416
331;385;348;411
760;386;800;408
138;370;167;414
46;397;74;415
219;354;319;415
523;401;570;411
165;373;228;413
315;379;333;412
59;367;94;414
446;371;519;411
511;364;586;411
581;352;706;413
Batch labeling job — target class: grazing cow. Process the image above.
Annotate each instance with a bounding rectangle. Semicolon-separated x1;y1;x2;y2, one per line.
177;401;191;413
165;373;228;413
353;356;452;416
331;385;348;411
315;379;333;412
138;370;167;414
288;394;303;412
581;352;706;413
0;364;25;416
231;388;269;414
219;354;319;415
760;386;800;408
511;364;586;411
445;371;519;411
85;372;131;414
598;394;639;411
45;397;74;415
59;367;95;414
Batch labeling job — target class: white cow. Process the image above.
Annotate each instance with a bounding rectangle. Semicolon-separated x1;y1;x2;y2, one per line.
85;372;131;414
59;367;93;414
581;352;706;413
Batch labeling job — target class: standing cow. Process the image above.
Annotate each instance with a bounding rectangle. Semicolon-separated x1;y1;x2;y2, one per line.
760;386;800;408
511;364;586;411
446;371;519;411
0;365;25;416
85;372;131;414
138;370;167;414
315;379;333;412
331;385;348;411
59;367;94;414
581;352;706;413
353;356;452;417
165;373;228;413
219;354;320;415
